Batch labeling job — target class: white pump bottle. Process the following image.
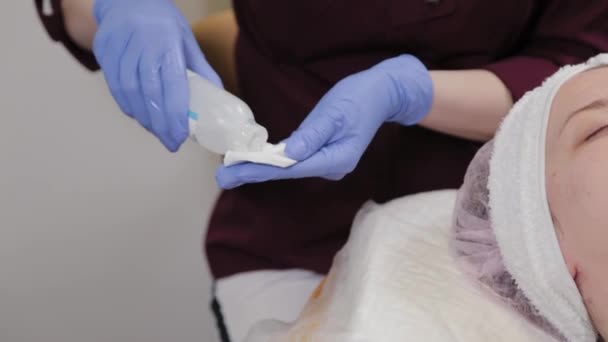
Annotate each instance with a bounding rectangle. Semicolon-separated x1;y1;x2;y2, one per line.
186;71;296;168
186;71;268;154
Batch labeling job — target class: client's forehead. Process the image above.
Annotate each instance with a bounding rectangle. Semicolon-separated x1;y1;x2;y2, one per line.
550;67;608;127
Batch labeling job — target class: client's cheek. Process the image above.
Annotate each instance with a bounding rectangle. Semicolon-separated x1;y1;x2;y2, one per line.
568;152;608;224
578;272;608;337
562;153;608;335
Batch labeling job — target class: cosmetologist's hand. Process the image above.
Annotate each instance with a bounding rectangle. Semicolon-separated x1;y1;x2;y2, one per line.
216;55;433;189
93;0;222;151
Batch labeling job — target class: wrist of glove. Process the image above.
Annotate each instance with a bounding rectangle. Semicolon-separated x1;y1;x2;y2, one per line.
94;0;183;26
368;54;434;126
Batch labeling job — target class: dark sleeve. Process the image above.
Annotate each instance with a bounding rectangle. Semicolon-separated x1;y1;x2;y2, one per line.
34;0;99;71
482;0;608;101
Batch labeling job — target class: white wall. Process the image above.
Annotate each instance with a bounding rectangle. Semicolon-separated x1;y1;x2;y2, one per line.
0;1;221;341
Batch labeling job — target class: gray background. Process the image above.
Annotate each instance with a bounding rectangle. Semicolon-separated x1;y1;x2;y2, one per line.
1;0;230;341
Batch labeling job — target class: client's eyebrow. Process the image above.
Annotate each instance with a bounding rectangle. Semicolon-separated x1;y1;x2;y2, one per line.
561;98;608;136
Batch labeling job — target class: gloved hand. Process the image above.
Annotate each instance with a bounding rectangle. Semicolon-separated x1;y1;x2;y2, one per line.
215;54;433;189
93;0;222;152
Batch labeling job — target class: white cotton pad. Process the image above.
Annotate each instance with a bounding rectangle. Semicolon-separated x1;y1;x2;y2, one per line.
223;143;297;168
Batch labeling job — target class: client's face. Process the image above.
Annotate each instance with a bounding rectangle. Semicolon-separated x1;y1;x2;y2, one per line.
546;66;608;337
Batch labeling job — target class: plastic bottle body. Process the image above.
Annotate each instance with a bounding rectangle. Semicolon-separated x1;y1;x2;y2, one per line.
187;71;268;155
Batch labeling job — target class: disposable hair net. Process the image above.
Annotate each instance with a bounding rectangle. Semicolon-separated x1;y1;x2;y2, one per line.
452;141;564;340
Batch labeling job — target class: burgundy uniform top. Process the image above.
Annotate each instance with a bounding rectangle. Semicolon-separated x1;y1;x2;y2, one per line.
37;0;608;279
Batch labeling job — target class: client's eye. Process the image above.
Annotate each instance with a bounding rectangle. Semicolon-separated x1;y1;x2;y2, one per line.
585;124;608;142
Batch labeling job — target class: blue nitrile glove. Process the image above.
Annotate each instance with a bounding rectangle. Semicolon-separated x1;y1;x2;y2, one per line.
92;0;222;152
215;54;433;189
